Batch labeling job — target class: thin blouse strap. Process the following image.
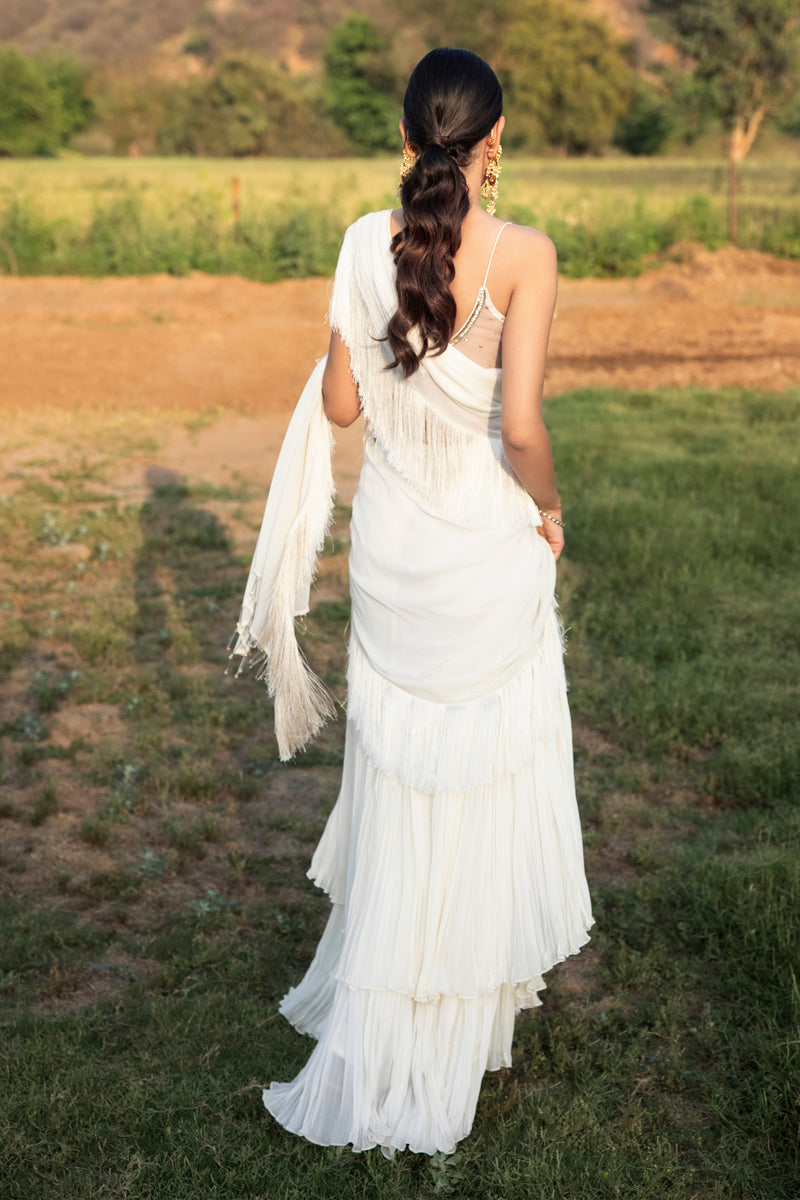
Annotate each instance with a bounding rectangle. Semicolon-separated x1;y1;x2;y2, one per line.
481;222;512;288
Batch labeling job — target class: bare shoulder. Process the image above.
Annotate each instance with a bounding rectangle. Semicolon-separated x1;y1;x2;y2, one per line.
502;223;557;270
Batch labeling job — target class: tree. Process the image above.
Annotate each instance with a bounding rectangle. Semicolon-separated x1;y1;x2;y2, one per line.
501;1;635;154
614;81;674;156
648;0;800;241
38;54;95;144
0;48;95;156
614;71;720;155
323;15;400;155
153;56;346;157
0;47;61;155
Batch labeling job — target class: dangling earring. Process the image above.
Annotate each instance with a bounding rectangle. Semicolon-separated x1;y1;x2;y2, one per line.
481;139;503;216
396;143;416;197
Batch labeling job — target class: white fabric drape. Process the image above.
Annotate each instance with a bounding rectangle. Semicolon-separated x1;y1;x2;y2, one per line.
229;357;336;759
239;209;594;1157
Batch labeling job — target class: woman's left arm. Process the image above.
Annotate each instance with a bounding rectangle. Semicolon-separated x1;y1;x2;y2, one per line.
322;331;361;427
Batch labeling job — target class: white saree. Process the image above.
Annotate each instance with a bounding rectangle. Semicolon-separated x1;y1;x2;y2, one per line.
232;209;594;1157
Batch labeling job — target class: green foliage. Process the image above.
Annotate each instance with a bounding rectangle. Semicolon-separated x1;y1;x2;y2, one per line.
502;0;635;153
323;15;400;155
658;68;721;146
0;47;94;156
614;81;674;156
38;53;95;143
615;68;731;157
91;54;346;157
776;91;800;135
405;0;516;54
0;189;344;281
505;193;730;277
4;175;800;284
158;55;340;157
91;72;174;156
648;0;800;131
30;784;58;826
0;46;61;156
551;386;800;806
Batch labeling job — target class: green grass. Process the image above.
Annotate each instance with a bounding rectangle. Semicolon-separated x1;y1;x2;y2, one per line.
0;155;799;280
1;390;798;1198
550;387;800;807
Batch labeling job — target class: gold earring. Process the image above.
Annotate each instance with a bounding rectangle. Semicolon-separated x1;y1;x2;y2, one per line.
396;143;416;197
481;139;502;216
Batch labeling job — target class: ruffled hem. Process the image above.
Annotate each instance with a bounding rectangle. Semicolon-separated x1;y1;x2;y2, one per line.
346;603;568;794
308;726;592;999
277;900;589;1035
264;975;549;1157
261;718;594;1156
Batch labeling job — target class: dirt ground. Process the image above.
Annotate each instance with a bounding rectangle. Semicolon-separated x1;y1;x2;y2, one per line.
2;241;798;507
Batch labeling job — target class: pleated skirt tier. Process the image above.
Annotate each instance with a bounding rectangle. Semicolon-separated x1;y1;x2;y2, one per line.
262;437;595;1156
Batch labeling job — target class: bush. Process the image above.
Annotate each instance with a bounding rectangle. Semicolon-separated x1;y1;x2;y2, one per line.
0;191;348;282
666;194;727;249
2;189;799;283
501;0;635;154
0;47;94;156
323;15;399;155
147;55;346;158
614;84;674;156
0;47;61;156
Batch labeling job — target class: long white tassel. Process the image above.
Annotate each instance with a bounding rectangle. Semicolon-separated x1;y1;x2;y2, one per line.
230;358;337;759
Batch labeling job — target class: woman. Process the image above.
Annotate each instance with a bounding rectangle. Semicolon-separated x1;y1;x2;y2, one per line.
231;47;594;1158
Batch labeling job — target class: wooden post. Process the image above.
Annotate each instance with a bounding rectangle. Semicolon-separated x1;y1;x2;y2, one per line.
729;157;738;245
727;111;766;247
232;176;241;225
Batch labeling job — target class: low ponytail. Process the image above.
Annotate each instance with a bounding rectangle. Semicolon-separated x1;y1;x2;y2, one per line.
385;49;503;378
386;145;469;377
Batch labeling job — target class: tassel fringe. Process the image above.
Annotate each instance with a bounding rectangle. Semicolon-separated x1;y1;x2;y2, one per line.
329;220;540;527
231;397;337;760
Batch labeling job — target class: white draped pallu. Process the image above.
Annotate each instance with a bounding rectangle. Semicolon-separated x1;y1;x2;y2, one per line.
231;210;595;1157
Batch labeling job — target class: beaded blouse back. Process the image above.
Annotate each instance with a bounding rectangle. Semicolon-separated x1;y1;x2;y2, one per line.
449;222;510;369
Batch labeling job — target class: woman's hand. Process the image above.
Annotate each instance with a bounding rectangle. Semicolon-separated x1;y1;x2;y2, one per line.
537;510;565;562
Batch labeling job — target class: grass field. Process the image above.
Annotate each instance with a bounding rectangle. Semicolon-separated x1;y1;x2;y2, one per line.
1;153;800;279
1;387;798;1198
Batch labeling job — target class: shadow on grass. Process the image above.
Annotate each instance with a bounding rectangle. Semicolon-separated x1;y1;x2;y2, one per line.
133;467;233;665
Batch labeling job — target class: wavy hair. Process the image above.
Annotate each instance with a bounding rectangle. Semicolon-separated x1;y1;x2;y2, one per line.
386;48;503;378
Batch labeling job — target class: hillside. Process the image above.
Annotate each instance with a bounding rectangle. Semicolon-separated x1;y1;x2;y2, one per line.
1;0;667;71
2;0;393;69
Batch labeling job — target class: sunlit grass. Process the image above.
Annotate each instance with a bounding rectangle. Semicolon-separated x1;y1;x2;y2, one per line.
1;154;800;282
1;153;799;224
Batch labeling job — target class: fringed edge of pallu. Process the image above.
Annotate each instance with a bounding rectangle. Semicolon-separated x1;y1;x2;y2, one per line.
328;218;541;530
229;364;337;760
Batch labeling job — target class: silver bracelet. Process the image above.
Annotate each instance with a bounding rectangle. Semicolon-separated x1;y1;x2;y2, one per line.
539;509;565;529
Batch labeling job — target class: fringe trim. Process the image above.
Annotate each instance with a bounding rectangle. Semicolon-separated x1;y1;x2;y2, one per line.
230;407;337;760
345;605;568;794
329;220;540;527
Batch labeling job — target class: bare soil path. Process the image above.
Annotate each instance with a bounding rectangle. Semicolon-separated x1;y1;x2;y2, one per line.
2;242;798;508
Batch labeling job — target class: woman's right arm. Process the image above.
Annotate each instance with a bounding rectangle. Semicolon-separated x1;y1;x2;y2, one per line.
322;330;361;427
499;229;563;559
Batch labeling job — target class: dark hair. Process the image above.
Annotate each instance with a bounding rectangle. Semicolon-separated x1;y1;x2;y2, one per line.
386;48;503;378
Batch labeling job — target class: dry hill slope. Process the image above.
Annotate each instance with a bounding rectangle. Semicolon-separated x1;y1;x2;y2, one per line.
2;0;660;69
1;0;387;66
